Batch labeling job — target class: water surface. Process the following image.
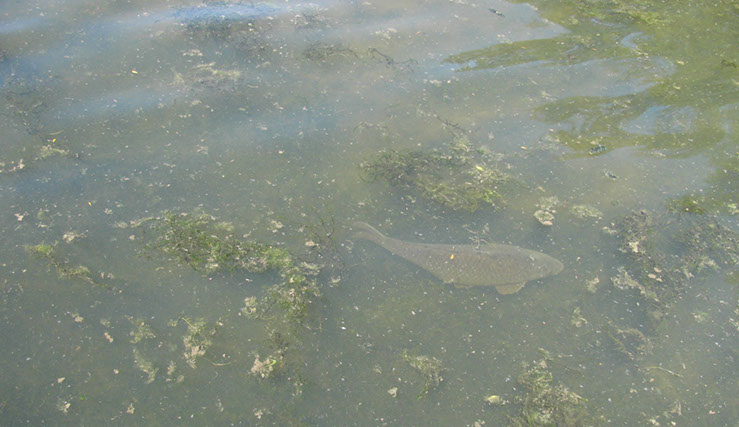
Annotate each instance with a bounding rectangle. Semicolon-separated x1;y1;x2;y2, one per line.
1;0;736;425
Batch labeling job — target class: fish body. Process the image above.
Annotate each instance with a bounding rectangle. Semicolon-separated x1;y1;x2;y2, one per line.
352;222;563;294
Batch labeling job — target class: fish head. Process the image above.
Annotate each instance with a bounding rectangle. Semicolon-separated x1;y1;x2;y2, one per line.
526;252;564;279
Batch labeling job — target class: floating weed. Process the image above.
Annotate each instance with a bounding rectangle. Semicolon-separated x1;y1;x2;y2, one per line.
402;350;444;399
132;348;158;384
56;398;71;414
26;243;114;291
249;353;283;379
166;361;184;383
179;316;216;369
362;136;510;212
127;316;156;344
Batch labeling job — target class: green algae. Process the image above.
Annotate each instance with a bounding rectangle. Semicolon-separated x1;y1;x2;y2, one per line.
362;136;510;212
445;0;738;214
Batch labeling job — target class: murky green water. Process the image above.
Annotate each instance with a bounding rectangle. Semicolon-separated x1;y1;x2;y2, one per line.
1;0;736;425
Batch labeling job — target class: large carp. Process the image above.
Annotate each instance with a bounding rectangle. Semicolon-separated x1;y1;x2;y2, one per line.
352;222;563;294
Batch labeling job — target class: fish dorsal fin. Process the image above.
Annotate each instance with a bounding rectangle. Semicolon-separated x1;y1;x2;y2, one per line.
495;283;525;295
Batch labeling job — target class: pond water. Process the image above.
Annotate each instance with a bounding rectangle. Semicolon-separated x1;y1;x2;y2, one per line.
1;0;737;425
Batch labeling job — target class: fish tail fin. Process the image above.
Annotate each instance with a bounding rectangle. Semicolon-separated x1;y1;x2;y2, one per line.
351;221;386;244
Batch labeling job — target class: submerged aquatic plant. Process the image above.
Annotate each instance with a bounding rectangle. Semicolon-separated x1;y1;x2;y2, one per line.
510;359;595;427
142;210;279;274
447;0;739;215
605;322;653;361
26;243;113;291
128;317;156;344
613;210;738;324
179;316;216;369
362;136;510;212
132;348;158;384
139;210;323;324
402;350;444;398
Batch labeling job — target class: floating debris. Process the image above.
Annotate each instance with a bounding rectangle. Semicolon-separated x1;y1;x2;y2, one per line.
387;387;398;398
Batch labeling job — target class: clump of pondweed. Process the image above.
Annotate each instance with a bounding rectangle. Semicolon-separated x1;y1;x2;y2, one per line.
402;350;444;398
138;210;322;324
141;210;282;274
613;210;738;325
362;136;510;212
509;359;595;427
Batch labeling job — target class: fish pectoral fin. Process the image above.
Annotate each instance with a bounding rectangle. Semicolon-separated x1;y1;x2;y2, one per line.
495;283;525;295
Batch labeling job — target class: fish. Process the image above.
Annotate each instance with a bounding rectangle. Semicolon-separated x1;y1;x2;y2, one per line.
352;222;563;294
